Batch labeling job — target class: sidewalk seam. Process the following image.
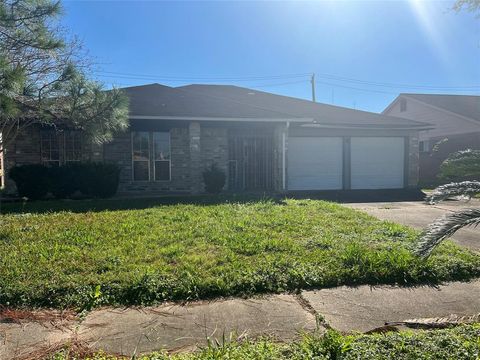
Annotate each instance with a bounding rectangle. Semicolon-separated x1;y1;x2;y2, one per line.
294;293;332;330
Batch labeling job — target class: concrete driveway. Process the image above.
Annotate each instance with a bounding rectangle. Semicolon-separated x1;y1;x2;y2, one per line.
346;199;480;251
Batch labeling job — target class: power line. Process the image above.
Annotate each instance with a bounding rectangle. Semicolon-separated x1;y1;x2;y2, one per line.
99;78;310;89
251;79;310;88
314;73;480;90
95;71;311;82
95;70;480;95
95;70;480;90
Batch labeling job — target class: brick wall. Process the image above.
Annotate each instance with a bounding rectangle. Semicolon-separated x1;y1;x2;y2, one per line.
2;126;99;193
106;127;193;194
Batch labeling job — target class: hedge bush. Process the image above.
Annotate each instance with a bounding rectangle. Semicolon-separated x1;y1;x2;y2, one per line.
48;164;80;199
202;163;226;194
77;162;121;198
9;162;120;200
9;164;50;200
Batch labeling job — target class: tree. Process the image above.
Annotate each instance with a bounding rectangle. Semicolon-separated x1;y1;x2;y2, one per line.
415;182;480;257
416;150;480;258
0;0;128;153
415;0;480;258
453;0;480;15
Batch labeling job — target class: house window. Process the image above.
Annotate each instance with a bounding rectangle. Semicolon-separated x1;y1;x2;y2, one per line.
132;131;150;181
400;98;407;112
41;130;83;166
419;140;430;153
131;131;171;182
65;131;82;163
153;132;171;181
41;131;61;166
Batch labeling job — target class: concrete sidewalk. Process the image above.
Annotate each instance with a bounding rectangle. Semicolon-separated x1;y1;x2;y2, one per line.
2;280;480;359
346;199;480;251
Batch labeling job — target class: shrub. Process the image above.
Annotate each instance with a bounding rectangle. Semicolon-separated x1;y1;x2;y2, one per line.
9;164;50;200
48;164;80;198
77;162;120;198
202;163;226;194
439;149;480;181
9;162;120;200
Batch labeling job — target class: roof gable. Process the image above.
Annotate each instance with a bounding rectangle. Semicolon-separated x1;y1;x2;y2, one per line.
401;94;480;122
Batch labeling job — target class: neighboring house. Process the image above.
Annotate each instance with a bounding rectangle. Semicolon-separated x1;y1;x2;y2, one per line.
1;84;428;195
383;94;480;184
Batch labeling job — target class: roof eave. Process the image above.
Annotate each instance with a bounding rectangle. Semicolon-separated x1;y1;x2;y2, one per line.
129;115;313;123
301;123;433;131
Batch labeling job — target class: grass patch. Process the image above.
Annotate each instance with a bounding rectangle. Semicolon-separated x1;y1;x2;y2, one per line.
49;325;480;359
1;198;479;308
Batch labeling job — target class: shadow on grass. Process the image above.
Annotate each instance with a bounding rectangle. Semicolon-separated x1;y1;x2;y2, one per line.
0;194;282;214
0;189;426;215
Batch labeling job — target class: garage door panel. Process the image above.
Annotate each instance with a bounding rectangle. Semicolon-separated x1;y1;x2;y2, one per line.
351;137;404;190
288;137;343;190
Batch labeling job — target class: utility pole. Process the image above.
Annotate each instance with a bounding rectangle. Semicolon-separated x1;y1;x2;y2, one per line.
311;73;316;102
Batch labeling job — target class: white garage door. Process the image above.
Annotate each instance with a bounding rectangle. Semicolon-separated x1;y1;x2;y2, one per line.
288;137;343;190
351;137;404;189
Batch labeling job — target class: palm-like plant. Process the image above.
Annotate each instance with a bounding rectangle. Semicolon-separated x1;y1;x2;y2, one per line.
415;181;480;258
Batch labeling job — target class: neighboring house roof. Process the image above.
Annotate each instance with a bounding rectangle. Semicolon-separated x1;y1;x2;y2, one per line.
122;83;429;129
391;93;480;122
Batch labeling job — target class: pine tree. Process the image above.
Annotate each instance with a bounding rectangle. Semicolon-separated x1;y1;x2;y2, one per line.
0;0;128;153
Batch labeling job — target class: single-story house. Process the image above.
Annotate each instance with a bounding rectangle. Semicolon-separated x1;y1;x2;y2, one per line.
383;94;480;184
1;84;430;195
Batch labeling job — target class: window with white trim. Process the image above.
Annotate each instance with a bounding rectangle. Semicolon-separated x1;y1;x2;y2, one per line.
65;131;82;163
41;130;83;166
419;140;430;153
132;131;171;182
132;131;150;181
153;132;171;181
41;130;61;166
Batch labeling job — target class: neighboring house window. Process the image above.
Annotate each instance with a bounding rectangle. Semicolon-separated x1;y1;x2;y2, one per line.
65;131;82;163
132;131;150;181
41;131;61;166
400;98;407;112
153;132;171;181
419;140;430;153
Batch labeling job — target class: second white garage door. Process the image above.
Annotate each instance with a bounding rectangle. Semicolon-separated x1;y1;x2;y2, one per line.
288;137;343;190
351;137;405;189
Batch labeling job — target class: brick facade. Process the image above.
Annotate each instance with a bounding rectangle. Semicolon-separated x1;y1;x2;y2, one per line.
1;121;421;195
2;126;99;193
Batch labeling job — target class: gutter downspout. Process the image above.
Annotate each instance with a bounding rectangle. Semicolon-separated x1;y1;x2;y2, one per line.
282;121;290;191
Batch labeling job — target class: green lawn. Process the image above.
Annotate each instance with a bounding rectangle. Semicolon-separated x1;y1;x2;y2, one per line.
51;326;480;360
1;197;479;308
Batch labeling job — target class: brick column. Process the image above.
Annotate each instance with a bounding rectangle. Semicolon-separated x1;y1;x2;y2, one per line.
189;122;202;193
407;135;420;187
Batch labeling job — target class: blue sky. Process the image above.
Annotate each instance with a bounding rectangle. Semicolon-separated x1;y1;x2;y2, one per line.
63;0;479;113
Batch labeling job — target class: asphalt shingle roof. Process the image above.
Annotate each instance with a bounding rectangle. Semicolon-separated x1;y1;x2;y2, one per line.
121;83;429;128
